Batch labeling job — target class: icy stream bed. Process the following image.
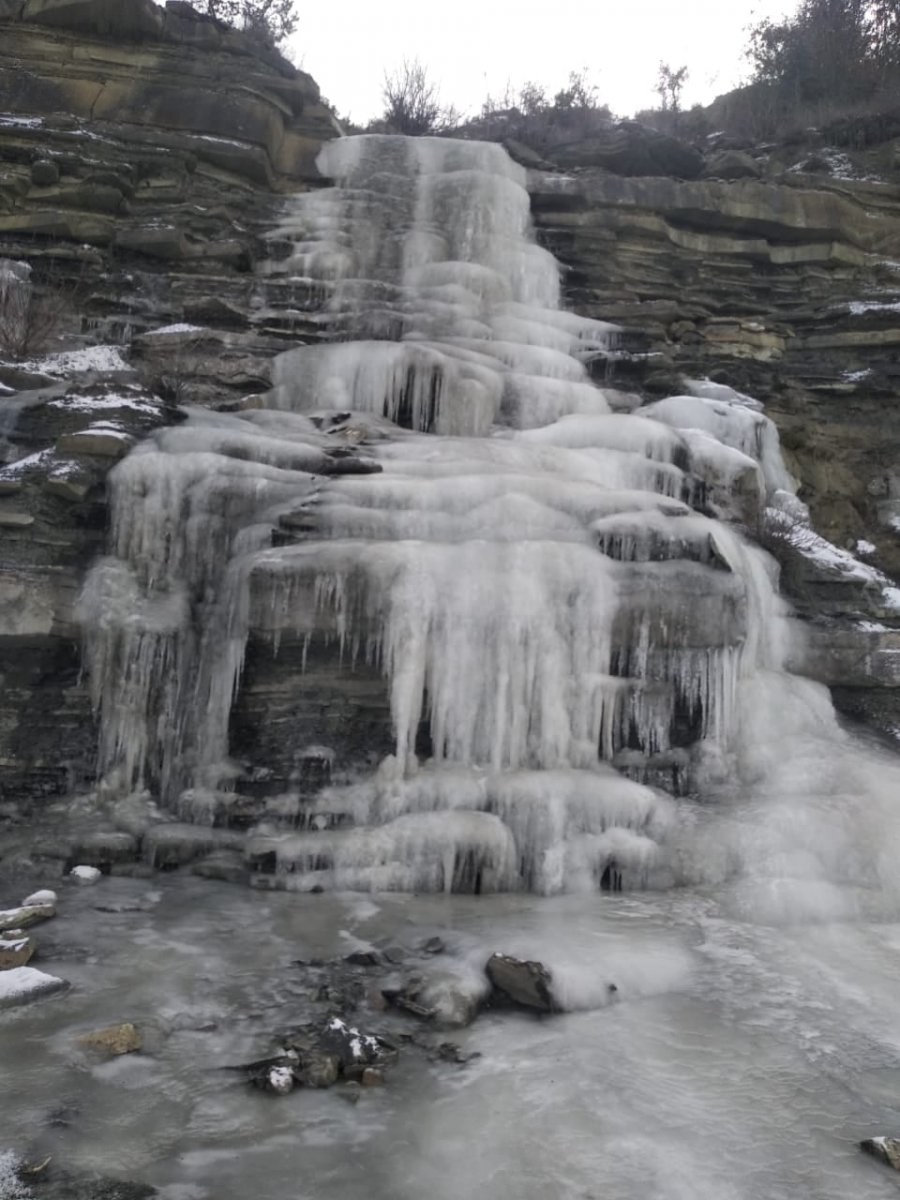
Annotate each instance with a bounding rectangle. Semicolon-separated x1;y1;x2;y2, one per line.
4;866;900;1200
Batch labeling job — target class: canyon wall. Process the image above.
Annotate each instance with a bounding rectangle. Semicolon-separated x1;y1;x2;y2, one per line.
3;0;900;802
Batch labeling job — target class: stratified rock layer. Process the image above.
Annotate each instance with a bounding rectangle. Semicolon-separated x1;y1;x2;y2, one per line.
0;0;341;801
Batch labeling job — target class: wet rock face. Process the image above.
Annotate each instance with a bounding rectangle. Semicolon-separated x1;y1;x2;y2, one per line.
0;0;338;386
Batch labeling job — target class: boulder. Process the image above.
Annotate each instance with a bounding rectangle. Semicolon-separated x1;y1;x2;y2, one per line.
861;1136;900;1170
297;1049;340;1089
69;864;101;884
31;158;60;186
21;0;165;39
548;120;704;179
0;902;56;931
191;848;249;885
70;830;139;867
77;1022;142;1056
0;934;36;969
0;965;68;1008
318;1016;385;1070
704;149;762;180
385;970;483;1028
485;953;558;1013
261;1065;294;1095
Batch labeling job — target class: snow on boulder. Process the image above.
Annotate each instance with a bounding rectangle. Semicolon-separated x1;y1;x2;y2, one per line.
0;966;68;1009
20;889;57;908
69;865;101;884
318;1016;385;1070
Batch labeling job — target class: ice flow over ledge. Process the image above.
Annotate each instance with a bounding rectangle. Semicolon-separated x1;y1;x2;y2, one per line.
79;135;899;903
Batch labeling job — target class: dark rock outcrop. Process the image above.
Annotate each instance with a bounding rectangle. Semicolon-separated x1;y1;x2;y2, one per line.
485;953;558;1013
547;120;704;179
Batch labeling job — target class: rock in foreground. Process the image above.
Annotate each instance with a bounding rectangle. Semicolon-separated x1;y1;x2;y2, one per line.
486;953;558;1013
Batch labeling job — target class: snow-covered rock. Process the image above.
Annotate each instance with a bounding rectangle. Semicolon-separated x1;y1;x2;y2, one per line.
69;865;101;885
0;966;68;1009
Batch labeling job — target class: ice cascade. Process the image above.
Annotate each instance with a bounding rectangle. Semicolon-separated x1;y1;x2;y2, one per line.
79;135;827;896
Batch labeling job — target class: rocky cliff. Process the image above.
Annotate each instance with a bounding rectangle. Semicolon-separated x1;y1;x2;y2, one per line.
3;1;900;804
530;139;900;735
0;0;338;802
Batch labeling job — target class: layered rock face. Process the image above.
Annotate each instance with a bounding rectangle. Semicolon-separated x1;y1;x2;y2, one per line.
0;0;338;801
532;165;900;568
530;150;900;734
3;2;900;807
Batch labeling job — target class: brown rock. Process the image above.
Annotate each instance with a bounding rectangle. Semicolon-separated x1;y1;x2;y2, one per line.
0;934;36;969
360;1068;384;1087
77;1022;142;1055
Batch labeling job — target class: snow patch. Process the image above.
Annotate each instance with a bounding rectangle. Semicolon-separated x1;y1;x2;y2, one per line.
48;392;159;416
0;1151;30;1200
770;509;900;609
12;346;131;377
848;300;900;317
0;449;54;478
0;113;43;130
143;324;205;337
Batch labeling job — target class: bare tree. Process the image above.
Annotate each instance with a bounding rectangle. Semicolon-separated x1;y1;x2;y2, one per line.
378;60;459;135
201;0;297;45
656;62;689;115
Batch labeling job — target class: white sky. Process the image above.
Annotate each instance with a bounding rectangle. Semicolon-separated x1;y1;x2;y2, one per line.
287;0;794;125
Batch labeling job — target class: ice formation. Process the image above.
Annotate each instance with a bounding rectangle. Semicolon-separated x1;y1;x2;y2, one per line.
79;135;858;897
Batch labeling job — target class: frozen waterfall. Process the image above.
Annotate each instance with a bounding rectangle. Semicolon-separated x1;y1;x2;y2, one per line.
78;135;900;906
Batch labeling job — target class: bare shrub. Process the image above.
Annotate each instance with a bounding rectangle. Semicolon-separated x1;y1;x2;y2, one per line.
0;259;78;363
132;331;208;406
200;0;297;46
470;70;611;152
374;60;459;135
